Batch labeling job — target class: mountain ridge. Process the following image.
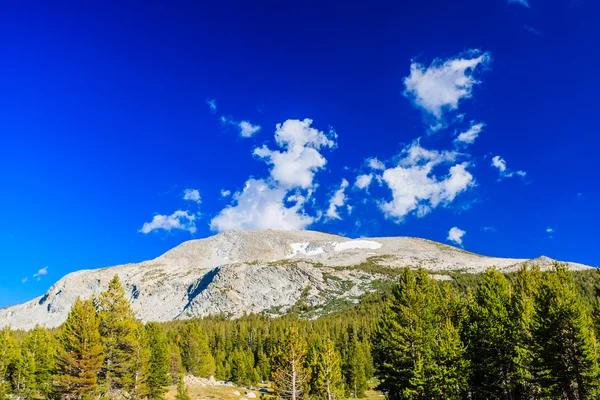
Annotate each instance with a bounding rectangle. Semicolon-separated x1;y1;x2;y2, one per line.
0;230;592;330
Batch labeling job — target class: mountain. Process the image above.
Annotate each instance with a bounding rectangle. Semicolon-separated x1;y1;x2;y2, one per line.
0;230;592;330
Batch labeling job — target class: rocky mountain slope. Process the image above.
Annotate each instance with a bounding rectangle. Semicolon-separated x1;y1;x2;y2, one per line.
0;230;592;330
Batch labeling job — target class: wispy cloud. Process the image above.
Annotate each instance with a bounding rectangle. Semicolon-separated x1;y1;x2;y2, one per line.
33;267;48;280
454;122;485;146
139;210;197;234
509;0;530;8
403;50;491;127
207;98;217;112
221;116;261;138
326;179;349;220
183;189;201;204
491;155;527;180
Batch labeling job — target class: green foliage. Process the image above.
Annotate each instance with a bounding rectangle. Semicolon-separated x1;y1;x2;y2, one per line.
180;321;216;377
175;374;191;400
22;324;57;397
271;326;309;400
314;338;344;400
146;322;171;399
54;297;105;400
532;265;600;399
98;275;141;395
372;268;467;400
2;262;600;400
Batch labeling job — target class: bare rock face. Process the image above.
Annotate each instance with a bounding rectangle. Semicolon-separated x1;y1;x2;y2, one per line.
0;230;592;330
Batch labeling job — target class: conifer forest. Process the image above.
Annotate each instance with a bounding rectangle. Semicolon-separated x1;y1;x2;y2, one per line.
2;265;600;400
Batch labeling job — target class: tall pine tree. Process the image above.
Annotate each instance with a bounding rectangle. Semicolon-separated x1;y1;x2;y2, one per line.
98;275;141;396
315;338;344;400
180;322;215;377
532;264;600;399
373;268;467;399
271;326;308;400
54;298;105;400
146;322;171;399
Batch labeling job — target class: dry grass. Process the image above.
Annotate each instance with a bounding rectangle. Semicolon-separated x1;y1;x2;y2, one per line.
164;383;273;400
164;381;383;400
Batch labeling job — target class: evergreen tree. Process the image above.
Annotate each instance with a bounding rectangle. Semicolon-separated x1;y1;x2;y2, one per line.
146;322;171;399
22;324;57;397
98;275;140;396
168;339;185;385
9;349;36;399
54;298;105;400
271;326;308;400
465;268;524;399
180;322;216;377
130;323;150;400
344;339;368;398
314;338;344;400
0;328;18;399
532;264;600;399
175;375;191;400
372;268;466;399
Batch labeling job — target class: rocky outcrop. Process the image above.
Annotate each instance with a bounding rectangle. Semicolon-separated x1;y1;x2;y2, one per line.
0;230;591;330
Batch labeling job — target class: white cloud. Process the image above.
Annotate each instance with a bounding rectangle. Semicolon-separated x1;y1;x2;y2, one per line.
447;227;466;246
211;118;337;232
491;155;527;179
454;122;485;146
354;174;373;190
482;226;496;232
221;116;261;138
239;121;261;138
33;266;48;280
21;277;28;283
403;50;491;121
210;179;314;231
183;189;201;204
207;99;217;112
508;0;530;8
221;189;231;197
379;142;474;221
367;158;386;170
139;210;197;234
546;227;554;233
326;179;349;220
253;118;336;189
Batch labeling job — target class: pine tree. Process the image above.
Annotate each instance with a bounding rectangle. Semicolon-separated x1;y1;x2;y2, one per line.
344;339;368;398
9;349;36;399
146;322;171;399
98;275;140;396
465;268;524;399
168;338;185;385
0;328;18;399
180;322;215;377
271;326;308;400
175;375;191;400
22;324;57;397
509;265;542;398
314;338;344;400
54;297;105;400
532;264;600;399
130;323;150;400
372;268;466;399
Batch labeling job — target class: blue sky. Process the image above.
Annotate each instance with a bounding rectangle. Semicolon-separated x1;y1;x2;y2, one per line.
1;0;599;308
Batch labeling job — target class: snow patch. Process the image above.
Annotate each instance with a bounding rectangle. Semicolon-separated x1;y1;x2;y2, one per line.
334;240;382;252
288;242;325;258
